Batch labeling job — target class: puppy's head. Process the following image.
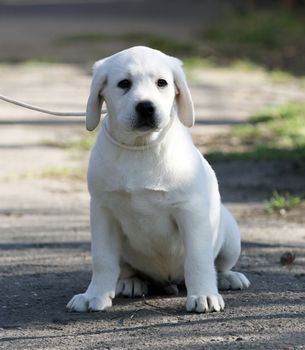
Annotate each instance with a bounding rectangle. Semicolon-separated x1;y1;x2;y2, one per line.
86;46;194;133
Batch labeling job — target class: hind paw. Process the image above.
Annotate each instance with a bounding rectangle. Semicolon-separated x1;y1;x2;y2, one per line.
115;277;148;297
218;271;250;290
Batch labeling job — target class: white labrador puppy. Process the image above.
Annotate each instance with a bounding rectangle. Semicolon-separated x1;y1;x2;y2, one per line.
67;46;250;313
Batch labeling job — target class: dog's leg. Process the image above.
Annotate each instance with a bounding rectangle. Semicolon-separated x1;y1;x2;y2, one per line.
115;263;148;297
176;208;225;313
216;206;250;290
67;198;120;312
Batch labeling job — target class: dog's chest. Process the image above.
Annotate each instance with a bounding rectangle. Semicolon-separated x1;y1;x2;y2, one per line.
107;190;176;235
106;189;184;281
107;190;180;249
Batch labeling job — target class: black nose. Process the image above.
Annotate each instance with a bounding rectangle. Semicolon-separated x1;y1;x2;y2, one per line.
136;101;155;117
135;101;157;129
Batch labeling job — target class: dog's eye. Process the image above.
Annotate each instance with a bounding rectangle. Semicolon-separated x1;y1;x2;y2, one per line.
157;79;168;88
117;79;132;89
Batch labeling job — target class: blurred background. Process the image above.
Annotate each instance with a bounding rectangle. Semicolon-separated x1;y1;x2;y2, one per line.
0;0;305;74
1;0;305;73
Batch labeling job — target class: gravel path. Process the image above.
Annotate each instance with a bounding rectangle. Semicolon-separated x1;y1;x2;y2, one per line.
0;63;305;349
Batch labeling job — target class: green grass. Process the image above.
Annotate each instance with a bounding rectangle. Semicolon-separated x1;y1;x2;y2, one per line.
0;57;61;65
183;56;304;86
202;10;305;75
205;11;305;49
266;191;303;211
205;103;305;162
3;167;85;181
21;167;84;180
206;146;305;163
184;57;218;70
269;70;295;84
184;57;264;74
55;32;198;57
41;134;96;151
234;103;305;148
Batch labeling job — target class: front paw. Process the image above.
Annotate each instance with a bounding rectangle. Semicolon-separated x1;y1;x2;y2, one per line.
186;293;225;313
66;292;114;312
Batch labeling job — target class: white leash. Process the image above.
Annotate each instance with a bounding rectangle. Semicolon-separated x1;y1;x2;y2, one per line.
0;94;106;117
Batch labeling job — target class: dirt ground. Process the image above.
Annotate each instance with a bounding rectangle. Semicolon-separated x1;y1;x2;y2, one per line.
0;63;305;350
0;1;305;349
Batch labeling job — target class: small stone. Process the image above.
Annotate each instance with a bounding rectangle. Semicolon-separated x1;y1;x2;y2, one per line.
280;252;296;266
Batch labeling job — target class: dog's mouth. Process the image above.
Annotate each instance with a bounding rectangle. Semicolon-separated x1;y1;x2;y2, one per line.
134;124;160;133
132;117;161;133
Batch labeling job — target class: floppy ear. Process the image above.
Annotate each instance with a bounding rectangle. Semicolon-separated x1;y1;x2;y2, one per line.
171;57;195;128
86;59;108;131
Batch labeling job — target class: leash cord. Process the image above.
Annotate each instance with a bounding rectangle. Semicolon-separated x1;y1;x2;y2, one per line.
0;94;106;117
